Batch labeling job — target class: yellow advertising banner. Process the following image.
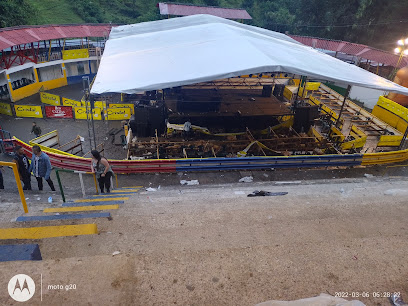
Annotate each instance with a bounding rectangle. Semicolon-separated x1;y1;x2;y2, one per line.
14;105;43;118
109;103;135;115
106;107;131;120
62;48;89;60
62;97;82;107
40;92;61;106
74;107;102;120
0;102;13;116
82;101;107;109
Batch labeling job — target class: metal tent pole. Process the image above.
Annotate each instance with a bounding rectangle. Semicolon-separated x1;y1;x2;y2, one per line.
336;85;352;128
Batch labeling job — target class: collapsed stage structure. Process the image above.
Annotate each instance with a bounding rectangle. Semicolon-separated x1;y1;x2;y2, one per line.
89;14;408;160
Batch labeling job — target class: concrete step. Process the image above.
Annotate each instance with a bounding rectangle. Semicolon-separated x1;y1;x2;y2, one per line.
111;189;140;193
63;200;124;206
16;212;111;222
0;244;42;261
88;193;138;198
74;197;128;203
0;224;98;239
44;205;119;213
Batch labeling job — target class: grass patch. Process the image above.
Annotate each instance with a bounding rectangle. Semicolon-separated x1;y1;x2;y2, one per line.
27;0;84;25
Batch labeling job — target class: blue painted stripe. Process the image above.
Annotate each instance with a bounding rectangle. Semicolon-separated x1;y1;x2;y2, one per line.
16;212;111;222
175;154;363;164
177;161;362;171
175;155;363;171
62;200;124;206
0;244;42;261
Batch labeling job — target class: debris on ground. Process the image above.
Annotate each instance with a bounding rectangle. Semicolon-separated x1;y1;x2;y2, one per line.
239;176;253;183
384;189;408;196
146;187;157;192
364;173;374;178
180;180;199;185
234;191;246;195
247;190;288;197
112;251;121;256
390;293;407;306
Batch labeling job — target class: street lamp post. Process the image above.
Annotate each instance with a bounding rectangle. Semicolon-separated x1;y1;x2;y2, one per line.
390;38;408;80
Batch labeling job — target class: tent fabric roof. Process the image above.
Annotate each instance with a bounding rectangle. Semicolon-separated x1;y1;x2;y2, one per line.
0;24;112;52
91;14;408;96
158;2;252;20
289;34;408;68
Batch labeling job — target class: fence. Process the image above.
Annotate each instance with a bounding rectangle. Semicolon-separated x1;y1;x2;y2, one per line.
11;136;408;173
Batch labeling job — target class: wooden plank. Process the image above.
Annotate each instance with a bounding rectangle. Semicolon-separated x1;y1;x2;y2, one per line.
0;224;98;239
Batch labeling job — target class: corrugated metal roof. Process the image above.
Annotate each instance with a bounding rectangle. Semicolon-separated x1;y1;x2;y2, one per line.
0;24;113;51
289;34;406;68
158;2;252;19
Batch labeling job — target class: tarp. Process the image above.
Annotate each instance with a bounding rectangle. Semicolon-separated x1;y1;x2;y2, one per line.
91;14;408;96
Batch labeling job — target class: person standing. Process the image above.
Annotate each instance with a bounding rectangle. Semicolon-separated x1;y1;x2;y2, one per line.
91;150;113;193
29;145;55;191
0;166;4;189
183;120;192;139
31;122;41;138
13;145;32;190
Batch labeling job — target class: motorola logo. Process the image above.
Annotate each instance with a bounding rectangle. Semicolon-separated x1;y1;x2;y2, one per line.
8;274;35;302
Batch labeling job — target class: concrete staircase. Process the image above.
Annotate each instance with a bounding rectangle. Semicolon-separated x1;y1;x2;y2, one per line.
0;186;142;262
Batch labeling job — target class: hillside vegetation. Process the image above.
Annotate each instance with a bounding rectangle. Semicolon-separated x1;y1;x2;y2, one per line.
1;0;407;50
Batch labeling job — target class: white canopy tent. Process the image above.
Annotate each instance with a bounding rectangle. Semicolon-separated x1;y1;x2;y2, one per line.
91;14;408;96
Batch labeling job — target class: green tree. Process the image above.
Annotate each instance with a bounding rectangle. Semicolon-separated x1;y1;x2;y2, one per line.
0;0;37;27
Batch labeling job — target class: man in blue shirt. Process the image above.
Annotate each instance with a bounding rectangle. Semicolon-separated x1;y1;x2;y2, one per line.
29;145;55;191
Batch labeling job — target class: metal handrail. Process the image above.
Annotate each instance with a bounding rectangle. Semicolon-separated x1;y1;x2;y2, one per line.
0;161;28;213
55;168;118;202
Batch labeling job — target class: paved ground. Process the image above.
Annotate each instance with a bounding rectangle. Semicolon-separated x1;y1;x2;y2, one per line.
1;175;408;305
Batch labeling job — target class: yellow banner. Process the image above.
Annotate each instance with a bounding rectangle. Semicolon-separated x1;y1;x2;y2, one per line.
0;102;12;116
14;105;43;118
305;82;321;91
62;48;89;60
106;107;131;120
40;92;60;106
62;97;82;107
109;103;134;115
74;107;102;120
82;101;106;109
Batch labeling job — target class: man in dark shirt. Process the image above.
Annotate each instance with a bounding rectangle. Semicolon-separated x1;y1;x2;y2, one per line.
13;145;31;190
31;122;41;138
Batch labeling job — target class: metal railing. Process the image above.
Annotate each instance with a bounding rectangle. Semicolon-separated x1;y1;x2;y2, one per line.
55;168;118;202
0;161;28;213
